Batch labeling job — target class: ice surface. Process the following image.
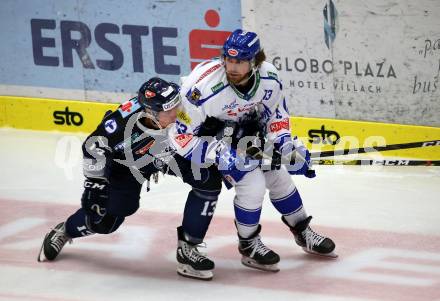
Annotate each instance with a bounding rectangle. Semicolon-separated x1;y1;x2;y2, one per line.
1;128;439;301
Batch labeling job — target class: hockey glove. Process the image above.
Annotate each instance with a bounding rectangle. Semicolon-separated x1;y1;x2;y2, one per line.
206;139;259;187
276;137;316;178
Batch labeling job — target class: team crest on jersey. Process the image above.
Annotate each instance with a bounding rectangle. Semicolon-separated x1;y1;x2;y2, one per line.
186;87;201;105
104;119;117;134
227;49;238;56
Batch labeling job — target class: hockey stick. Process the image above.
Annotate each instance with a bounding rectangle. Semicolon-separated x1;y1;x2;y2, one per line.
312;159;440;166
248;138;440;169
312;139;440;158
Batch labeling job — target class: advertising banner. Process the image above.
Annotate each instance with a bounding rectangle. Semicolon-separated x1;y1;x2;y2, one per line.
0;96;117;133
0;0;241;102
244;0;440;126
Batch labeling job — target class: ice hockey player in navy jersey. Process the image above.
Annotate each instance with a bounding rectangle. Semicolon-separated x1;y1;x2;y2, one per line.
38;77;222;280
170;29;337;273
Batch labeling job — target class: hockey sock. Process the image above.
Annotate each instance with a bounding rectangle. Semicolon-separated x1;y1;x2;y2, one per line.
234;202;262;238
271;188;307;227
65;208;96;238
181;188;220;244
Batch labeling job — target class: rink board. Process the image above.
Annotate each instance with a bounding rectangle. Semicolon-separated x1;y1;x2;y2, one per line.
0;96;118;133
1;95;439;160
291;117;440;161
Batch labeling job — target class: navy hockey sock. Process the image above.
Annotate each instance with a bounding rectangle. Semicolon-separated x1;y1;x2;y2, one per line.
65;209;96;238
181;188;220;244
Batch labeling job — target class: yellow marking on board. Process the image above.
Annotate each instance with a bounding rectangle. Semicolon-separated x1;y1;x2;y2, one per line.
1;96;439;160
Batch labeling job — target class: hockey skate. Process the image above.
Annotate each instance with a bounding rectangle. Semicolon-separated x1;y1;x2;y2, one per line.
38;222;72;262
282;216;337;258
238;224;280;272
176;226;214;281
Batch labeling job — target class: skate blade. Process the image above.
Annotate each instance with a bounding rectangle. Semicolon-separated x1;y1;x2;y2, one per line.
241;256;280;272
177;263;213;281
302;247;338;258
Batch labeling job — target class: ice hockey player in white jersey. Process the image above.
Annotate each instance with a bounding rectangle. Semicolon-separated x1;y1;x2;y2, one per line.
170;29;337;273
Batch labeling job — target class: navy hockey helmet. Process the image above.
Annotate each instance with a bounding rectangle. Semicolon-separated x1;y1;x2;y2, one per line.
138;77;181;113
222;29;260;61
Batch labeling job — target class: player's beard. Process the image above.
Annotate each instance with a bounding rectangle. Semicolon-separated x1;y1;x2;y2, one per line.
226;71;251;86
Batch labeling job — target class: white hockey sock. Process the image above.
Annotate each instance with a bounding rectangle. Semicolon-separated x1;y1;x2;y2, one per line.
283;206;308;228
236;222;259;239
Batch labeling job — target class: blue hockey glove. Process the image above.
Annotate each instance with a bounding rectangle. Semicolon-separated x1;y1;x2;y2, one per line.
289;145;316;178
276;137;316;178
207;139;259;187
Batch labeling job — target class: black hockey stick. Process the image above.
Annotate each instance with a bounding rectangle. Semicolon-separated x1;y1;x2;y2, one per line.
312;159;440;166
311;139;440;158
249;138;440;169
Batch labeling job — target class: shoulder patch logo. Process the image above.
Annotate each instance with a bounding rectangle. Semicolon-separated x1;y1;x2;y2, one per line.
104;119;117;134
187;87;201;105
211;82;224;93
191;88;201;100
